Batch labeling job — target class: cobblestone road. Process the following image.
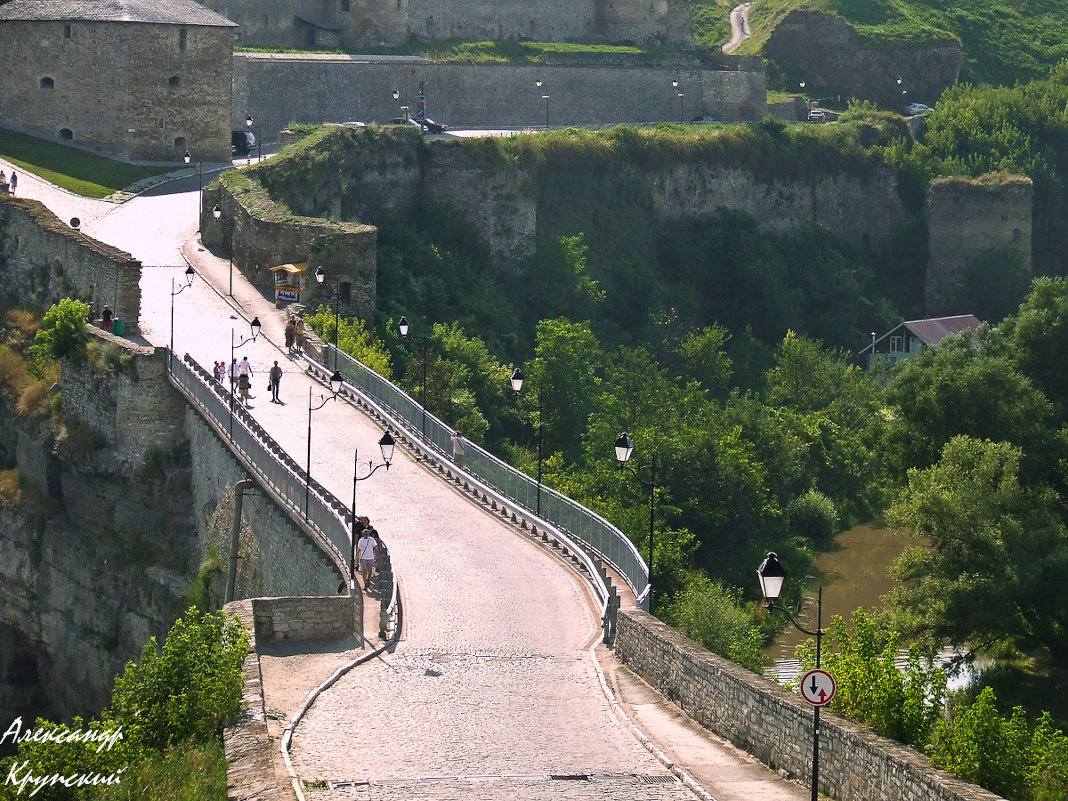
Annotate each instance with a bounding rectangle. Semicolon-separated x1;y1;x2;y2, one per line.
7;160;810;801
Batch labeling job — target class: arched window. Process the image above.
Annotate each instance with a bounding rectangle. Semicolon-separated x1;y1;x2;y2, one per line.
173;137;187;152
59;128;73;140
169;75;181;89
40;77;55;89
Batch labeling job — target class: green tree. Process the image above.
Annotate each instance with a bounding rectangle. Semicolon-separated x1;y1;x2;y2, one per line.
664;576;766;673
888;436;1068;668
30;298;89;373
531;318;603;460
993;277;1068;413
305;305;391;378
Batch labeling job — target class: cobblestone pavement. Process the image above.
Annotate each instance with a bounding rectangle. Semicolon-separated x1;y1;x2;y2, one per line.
10;164;810;801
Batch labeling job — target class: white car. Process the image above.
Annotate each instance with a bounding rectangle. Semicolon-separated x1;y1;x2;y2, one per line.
904;103;932;115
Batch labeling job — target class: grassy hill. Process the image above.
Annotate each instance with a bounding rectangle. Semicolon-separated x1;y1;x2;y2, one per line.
699;0;1068;87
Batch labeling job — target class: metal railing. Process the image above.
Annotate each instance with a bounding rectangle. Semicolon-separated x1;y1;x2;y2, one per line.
323;343;650;606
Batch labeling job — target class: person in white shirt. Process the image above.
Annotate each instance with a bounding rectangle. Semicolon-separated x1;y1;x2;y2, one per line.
357;528;377;592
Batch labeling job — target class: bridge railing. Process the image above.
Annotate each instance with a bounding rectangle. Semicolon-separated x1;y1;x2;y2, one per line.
322;343;650;607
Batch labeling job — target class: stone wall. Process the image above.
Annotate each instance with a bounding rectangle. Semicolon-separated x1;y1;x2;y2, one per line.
200;181;377;326
616;610;1007;801
0;19;234;163
234;53;767;143
763;10;961;112
925;174;1032;316
250;596;356;642
0;197;141;330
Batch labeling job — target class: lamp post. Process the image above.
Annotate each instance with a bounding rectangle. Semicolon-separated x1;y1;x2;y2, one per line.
245;114;254;165
314;267;341;370
613;431;656;610
229;317;262;436
672;79;684;123
535;78;549;128
306;371;345;517
183;151;202;229
757;552;826;801
212;204;234;297
398;315;429;438
510;367;545;517
349;431;396;584
169;265;195;371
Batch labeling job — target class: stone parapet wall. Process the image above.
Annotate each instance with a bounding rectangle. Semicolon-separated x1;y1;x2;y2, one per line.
0;197;141;329
250;596;356;642
616;610;1006;801
925;174;1032;315
234;54;766;143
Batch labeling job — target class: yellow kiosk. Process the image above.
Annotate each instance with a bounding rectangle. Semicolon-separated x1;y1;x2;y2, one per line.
270;262;308;307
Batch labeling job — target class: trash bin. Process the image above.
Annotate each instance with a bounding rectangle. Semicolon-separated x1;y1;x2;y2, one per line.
112;317;124;336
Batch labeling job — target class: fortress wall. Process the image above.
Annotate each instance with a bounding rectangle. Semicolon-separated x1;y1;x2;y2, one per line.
925;176;1032;315
616;610;1008;801
235;54;767;143
0;197;141;330
405;0;597;43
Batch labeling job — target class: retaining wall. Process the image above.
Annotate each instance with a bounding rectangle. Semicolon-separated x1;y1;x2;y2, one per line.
615;610;1006;801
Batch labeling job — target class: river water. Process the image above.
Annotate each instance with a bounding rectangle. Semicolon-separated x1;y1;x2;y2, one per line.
763;522;972;689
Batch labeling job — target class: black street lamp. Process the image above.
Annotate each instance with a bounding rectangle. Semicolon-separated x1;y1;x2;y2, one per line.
183;151;202;229
315;266;341;370
535;78;549;128
169;265;195;371
613;431;657;610
349;431;396;584
305;370;345;517
229;317;262;435
212;204;234;297
757;552;826;801
398;315;429;438
511;367;545;517
672;79;684;123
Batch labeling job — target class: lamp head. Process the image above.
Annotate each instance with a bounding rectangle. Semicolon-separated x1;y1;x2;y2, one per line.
315;266;325;285
183;150;191;165
378;430;396;465
329;370;344;396
614;432;634;465
510;367;525;393
799;80;806;89
672;79;678;89
535;78;543;89
392;88;400;100
249;317;262;340
757;552;787;602
183;265;195;286
246;114;254;128
212;204;221;220
398;315;409;337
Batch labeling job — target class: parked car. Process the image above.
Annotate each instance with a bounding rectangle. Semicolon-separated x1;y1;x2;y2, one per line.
387;117;423;128
807;109;826;123
231;130;255;155
421;118;447;134
904;103;932;115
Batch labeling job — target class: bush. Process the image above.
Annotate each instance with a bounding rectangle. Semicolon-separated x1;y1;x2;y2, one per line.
30;298;88;373
664;575;766;672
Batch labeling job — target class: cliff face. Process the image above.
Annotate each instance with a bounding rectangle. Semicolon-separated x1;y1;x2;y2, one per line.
764;10;962;111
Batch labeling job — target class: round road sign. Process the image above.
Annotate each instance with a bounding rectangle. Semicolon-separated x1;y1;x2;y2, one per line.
799;668;836;706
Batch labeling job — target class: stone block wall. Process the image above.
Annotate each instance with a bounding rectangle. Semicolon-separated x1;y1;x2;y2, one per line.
0;19;234;163
925;174;1032;315
234;53;767;143
0;197;141;330
616;610;1007;801
250;596;356;642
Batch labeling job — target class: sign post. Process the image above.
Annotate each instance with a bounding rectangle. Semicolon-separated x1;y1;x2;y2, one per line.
800;668;836;706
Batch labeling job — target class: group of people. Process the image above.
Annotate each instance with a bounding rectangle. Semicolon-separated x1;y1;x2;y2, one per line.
212;357;285;405
355;516;386;594
86;303;113;331
0;170;16;194
284;315;305;354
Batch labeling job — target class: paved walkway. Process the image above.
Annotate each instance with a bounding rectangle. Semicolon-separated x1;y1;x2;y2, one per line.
4;157;811;801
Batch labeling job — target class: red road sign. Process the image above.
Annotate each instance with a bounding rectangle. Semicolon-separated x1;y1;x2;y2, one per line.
799;668;836;706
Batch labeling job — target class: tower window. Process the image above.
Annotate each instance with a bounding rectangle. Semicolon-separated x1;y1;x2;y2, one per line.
169;75;181;89
40;77;55;89
179;29;187;51
63;24;71;38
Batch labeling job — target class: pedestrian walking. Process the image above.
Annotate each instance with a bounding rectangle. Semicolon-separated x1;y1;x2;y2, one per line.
295;317;306;354
284;317;296;353
357;526;377;593
229;357;239;394
9;172;16;195
100;305;113;331
238;356;254;404
269;360;282;402
451;430;466;468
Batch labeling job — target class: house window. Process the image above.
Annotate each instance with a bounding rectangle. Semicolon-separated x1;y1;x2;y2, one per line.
63;24;71;38
908;336;921;353
340;281;352;301
158;118;166;129
179;29;187;51
174;137;187;151
890;335;903;353
169;75;181;89
40;77;55;89
59;128;73;140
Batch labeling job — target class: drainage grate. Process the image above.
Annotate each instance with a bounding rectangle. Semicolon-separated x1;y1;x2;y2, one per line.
550;774;590;781
637;774;679;784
